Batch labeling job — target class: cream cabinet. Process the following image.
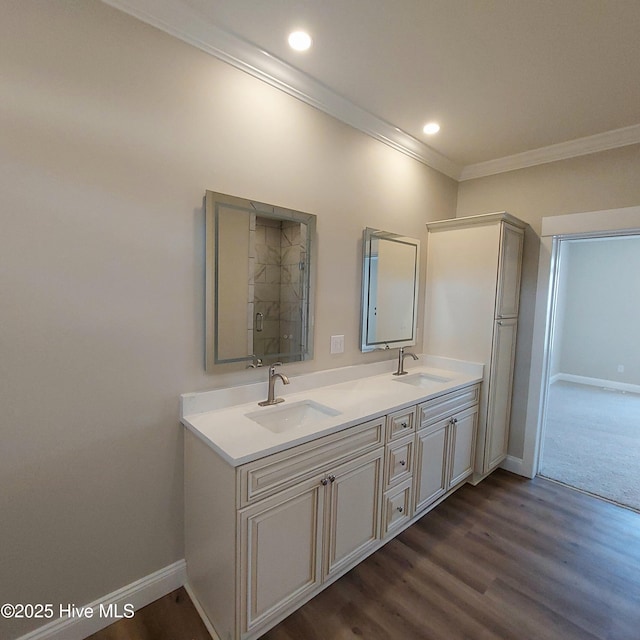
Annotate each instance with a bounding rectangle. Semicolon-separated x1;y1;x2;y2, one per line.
184;382;479;640
486;317;518;471
239;446;383;636
239;481;324;634
414;386;480;512
185;416;385;640
381;479;413;537
323;448;384;578
424;212;525;480
381;407;416;538
414;420;449;511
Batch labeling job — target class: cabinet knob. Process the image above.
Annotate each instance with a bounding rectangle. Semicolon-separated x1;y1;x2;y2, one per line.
397;507;404;513
320;478;329;486
401;422;408;429
328;474;336;483
399;460;406;466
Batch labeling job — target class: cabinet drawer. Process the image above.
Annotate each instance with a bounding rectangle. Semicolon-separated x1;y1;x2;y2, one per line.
418;384;480;428
238;417;385;507
386;407;416;442
384;434;413;489
382;480;412;538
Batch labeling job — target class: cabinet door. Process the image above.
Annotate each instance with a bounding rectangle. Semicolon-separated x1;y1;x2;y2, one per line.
448;406;478;487
414;420;449;514
496;223;524;318
324;448;383;579
239;482;324;635
485;318;518;472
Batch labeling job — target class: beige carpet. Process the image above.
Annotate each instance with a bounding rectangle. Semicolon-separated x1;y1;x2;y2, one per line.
538;380;640;511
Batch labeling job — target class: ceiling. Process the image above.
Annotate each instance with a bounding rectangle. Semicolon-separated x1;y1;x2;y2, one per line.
103;0;640;180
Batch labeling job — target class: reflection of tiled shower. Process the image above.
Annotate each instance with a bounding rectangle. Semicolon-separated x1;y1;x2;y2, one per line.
248;216;307;362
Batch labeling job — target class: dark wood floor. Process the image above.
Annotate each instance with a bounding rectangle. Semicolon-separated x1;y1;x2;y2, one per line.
90;470;640;640
85;588;211;640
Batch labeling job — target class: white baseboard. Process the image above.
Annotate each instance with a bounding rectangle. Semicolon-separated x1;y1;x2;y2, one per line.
500;454;533;479
553;373;640;395
16;560;187;640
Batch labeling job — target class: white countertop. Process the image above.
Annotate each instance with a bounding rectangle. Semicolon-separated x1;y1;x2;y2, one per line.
181;355;483;467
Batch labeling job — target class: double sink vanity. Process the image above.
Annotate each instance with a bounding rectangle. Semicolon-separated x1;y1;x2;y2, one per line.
185;191;524;640
181;357;482;640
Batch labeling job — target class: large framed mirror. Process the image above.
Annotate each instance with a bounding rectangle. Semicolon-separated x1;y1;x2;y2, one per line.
360;228;420;351
205;190;316;371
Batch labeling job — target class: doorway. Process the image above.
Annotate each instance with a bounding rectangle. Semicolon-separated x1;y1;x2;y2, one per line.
537;234;640;511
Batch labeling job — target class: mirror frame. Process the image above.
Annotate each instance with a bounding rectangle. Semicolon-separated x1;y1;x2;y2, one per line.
205;190;316;371
360;227;420;352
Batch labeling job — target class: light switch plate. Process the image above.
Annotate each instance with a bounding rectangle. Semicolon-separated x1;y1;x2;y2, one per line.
330;335;345;354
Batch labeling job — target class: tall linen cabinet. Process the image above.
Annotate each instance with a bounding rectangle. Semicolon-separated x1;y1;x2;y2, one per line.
423;212;526;482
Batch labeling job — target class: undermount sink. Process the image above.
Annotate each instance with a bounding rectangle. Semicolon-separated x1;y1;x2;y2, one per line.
394;372;452;387
245;400;341;434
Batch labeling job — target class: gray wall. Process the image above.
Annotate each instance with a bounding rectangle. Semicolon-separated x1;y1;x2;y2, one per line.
554;236;640;385
0;2;457;637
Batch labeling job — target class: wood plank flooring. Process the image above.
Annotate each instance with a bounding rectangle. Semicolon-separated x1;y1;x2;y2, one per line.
90;470;640;640
84;588;210;640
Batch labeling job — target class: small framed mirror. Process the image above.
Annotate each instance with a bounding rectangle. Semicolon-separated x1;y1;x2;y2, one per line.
205;190;316;371
360;228;420;351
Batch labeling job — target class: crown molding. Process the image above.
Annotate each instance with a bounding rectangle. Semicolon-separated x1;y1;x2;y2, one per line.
101;0;462;179
459;124;640;181
101;1;640;183
426;211;527;232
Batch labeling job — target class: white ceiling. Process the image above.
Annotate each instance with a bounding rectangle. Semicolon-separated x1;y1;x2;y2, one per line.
104;0;640;180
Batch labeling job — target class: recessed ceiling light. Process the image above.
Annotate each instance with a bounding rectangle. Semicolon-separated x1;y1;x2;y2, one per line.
288;31;312;52
423;122;440;135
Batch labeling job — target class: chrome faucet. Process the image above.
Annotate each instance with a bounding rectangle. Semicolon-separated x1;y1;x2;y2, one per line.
393;347;418;376
258;362;290;406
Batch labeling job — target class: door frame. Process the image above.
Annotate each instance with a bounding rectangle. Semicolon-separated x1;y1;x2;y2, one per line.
520;206;640;478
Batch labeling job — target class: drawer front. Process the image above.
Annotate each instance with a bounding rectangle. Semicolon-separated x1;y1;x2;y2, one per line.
239;417;385;507
384;434;414;489
386;407;416;442
418;384;480;428
382;480;412;537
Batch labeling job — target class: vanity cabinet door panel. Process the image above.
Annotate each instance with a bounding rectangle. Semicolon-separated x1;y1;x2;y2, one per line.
485;318;518;472
324;448;383;580
496;223;524;318
239;483;324;636
414;420;449;513
449;406;478;487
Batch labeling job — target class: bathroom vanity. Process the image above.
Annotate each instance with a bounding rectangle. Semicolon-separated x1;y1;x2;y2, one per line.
181;358;482;640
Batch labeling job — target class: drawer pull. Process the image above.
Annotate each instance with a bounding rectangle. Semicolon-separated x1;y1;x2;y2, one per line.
399;460;406;466
397;506;404;513
401;422;408;429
